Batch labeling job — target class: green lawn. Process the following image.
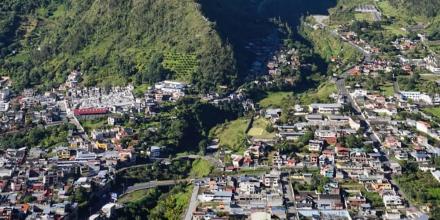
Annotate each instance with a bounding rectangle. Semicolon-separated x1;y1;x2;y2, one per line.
133;83;150;97
258;91;292;108
423;107;440;119
421;74;440;82
210;118;249;152
247;117;276;139
81;118;108;133
118;189;152;204
299;82;337;104
363;191;385;208
354;13;374;22
395;171;440;208
379;84;395;97
190;159;214;177
377;0;428;26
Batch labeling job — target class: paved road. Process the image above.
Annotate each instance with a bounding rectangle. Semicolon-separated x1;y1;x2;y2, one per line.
336;72;419;210
116;154;223;174
184;185;200;220
329;30;372;63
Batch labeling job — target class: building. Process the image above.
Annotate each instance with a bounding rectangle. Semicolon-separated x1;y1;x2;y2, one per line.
400;91;433;104
309;140;324;152
73;108;108;119
148;146;164;159
424;55;440;74
309;103;342;114
416;121;431;134
431;170;440;183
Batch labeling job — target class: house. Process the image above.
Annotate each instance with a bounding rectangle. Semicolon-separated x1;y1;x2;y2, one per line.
315;130;337;145
384;135;401;149
308;140;324;152
232;156;243;168
320;165;335;178
410;151;430;162
371;180;392;192
393;150;408;160
416;121;431;134
383;195;404;209
424;55;440;74
431;170;440;183
335;145;350;158
400;91;433;104
389;162;402;175
107;116;123;126
265;108;282;123
345;194;368;210
263;170;281;189
309;103;342;114
148;146;164;159
316;194;343;210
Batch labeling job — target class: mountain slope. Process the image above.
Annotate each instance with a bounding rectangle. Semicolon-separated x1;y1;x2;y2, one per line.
0;0;238;92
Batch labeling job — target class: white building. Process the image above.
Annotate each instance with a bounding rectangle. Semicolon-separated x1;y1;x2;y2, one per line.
424;55;440;74
400;91;433;104
154;80;187;94
309;140;324;152
383;195;403;209
309;103;342;114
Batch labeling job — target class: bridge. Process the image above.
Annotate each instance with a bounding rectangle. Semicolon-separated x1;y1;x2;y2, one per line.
120;179;191;196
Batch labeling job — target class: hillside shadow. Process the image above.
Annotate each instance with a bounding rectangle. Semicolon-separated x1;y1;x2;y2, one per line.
198;0;337;79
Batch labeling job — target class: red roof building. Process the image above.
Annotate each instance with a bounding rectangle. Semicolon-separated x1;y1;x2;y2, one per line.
73;108;108;116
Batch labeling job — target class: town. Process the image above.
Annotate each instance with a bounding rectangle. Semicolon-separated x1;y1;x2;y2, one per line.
0;1;440;220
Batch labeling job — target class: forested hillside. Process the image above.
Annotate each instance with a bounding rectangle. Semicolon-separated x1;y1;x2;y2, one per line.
388;0;440;40
0;0;238;92
388;0;440;18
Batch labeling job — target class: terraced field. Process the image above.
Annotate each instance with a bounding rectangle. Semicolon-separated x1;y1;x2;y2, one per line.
163;52;198;81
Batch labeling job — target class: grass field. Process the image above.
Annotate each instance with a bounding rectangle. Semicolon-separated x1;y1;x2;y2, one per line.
247;118;276;139
133;84;150;97
379;84;395;97
190;159;214;177
423;107;440;119
299;82;337;104
354;13;374;22
421;74;440;82
118;189;152;204
211;118;249;152
377;0;428;25
258;92;292;108
81;118;108;133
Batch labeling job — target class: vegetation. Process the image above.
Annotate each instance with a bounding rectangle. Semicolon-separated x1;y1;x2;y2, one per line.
396;169;440;213
379;83;395;97
363;190;385;208
149;184;192;220
0;0;237;92
210;118;250;152
80;118;108;133
190;158;214;177
299;82;337;104
116;159;193;186
162;52;198;82
137;98;244;155
258;91;292;108
0;123;73;149
118;189;158;204
292;175;331;193
116;184;191;220
247;117;276;139
423;107;440;120
301;26;363;66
